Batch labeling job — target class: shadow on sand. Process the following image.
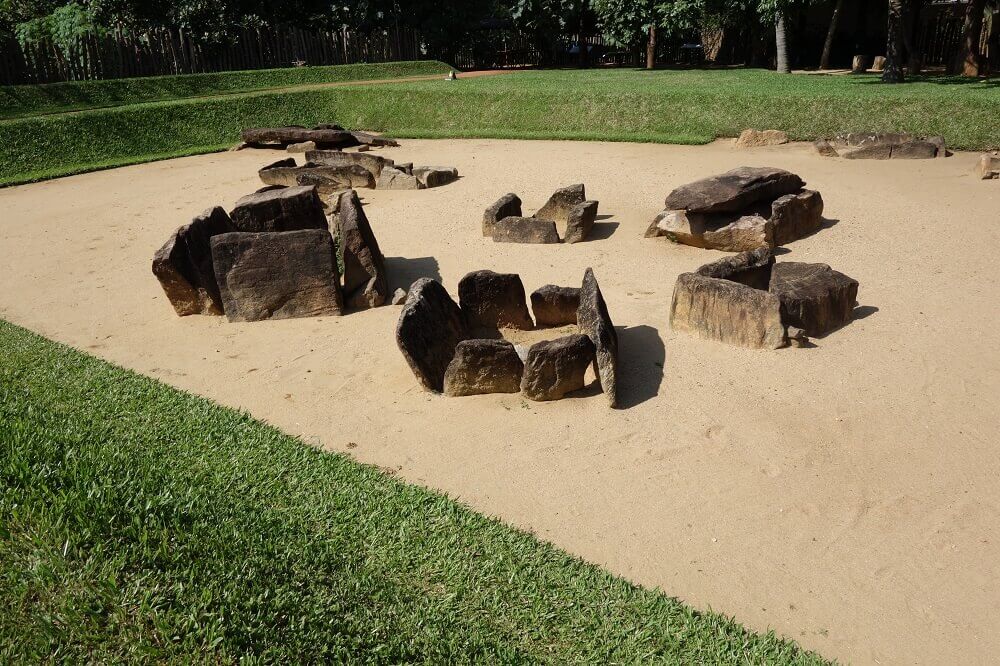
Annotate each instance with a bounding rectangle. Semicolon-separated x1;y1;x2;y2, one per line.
615;324;665;408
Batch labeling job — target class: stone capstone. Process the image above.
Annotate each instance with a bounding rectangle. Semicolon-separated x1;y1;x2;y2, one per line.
229;185;327;232
663;167;804;214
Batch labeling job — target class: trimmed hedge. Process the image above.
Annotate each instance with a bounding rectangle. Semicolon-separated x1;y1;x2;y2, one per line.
0;60;452;120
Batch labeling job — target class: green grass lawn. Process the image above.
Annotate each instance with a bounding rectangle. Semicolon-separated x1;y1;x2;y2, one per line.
0;61;452;120
2;67;997;186
0;319;827;663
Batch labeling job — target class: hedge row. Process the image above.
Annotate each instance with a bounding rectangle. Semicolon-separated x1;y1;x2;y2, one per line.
0;60;451;120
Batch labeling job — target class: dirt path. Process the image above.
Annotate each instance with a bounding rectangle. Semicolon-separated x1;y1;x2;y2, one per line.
1;139;998;665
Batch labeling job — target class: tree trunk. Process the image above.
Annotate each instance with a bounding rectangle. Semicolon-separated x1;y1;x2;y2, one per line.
953;0;987;76
775;10;790;73
646;24;656;70
904;0;923;75
882;0;905;83
819;0;844;70
578;15;588;68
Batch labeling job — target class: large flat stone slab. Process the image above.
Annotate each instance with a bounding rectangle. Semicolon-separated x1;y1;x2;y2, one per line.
335;190;387;309
663;166;804;214
577;268;618;407
395;278;468;392
259;161;375;190
305;150;393;177
443;339;524;396
229;185;327;232
152;206;233;316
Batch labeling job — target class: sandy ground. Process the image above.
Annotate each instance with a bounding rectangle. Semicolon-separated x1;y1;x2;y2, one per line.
2;138;999;664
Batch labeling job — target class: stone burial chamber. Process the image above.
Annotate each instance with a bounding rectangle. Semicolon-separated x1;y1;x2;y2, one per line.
669;247;860;349
645;166;826;252
813;132;947;160
152;184;389;322
483;184;600;244
395;268;619;406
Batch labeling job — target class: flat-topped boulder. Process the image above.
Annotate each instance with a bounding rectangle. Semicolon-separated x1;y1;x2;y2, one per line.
443;339;524;396
334;190;388;309
210;229;343;322
663;167;804;214
520;334;595;401
768;262;859;337
531;285;580;326
577;268;618;407
229;185;327;232
493;216;559;244
242;126;399;149
458;270;534;331
152;206;233;316
483;193;522;236
396;278;468;392
259;160;374;190
305;150;393;177
829;132;947;160
534;184;586;224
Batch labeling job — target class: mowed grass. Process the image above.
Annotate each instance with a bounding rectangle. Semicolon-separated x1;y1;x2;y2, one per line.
0;319;827;663
2;67;997;186
0;60;452;120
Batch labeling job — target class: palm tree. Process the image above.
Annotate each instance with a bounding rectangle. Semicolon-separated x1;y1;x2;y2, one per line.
775;9;790;72
882;0;905;82
819;0;845;70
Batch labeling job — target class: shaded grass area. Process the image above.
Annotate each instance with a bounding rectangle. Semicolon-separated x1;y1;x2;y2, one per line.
2;67;997;186
0;61;451;120
0;319;827;663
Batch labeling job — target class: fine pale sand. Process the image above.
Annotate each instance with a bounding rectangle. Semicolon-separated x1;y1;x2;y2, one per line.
2;139;999;664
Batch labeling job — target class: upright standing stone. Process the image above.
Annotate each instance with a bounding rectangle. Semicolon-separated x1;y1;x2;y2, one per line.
396;278;469;392
768;262;859;337
210;229;343;322
577;268;619;407
335;190;388;309
534;184;586;223
229;185;327;232
443;340;524;396
530;285;580;326
670;273;786;349
152;207;233;316
458;270;534;331
563;200;599;244
770;190;824;246
520;334;596;401
483;193;522;236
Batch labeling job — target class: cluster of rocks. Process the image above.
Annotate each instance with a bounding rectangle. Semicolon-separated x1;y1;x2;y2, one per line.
259;151;458;200
977;152;1000;180
152;184;388;321
483;184;599;244
241;124;399;150
670;247;859;349
814;132;947;160
645;166;825;252
395;268;618;406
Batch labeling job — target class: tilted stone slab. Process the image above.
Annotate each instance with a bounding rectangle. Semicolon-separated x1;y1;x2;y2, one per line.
770;190;824;246
229;185;327;232
564;200;599;244
670;273;786;349
493;216;559;244
210;229;343;322
334;190;388;309
458;270;534;331
577;268;618;407
530;285;580;327
443;339;524;396
663;167;804;214
768;262;859;337
152;206;233;316
520;334;595;401
534;184;585;224
483;193;522;236
395;278;469;392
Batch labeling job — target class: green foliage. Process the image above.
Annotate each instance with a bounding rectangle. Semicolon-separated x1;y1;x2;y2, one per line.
0;60;452;119
592;0;704;47
0;319;828;663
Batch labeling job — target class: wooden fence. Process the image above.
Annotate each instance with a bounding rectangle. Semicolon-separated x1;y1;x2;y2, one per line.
0;25;425;85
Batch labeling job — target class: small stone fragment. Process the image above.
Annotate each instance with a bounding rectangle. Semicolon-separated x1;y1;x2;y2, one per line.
391;288;408;305
564;200;599;244
534;184;586;224
531;285;580;326
814;139;839;157
664;167;804;214
786;326;810;347
483;193;522;236
395;278;468;392
735;129;789;148
229;185;327;232
577;268;618;407
458;270;534;331
443;339;524;396
493;216;560;244
520;334;596;401
976;152;1000;179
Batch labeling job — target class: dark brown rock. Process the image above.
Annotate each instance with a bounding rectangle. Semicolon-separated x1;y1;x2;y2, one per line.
843;144;892;160
210;229;343;322
890;141;938;160
564;200;599;244
695;247;775;291
814;140;839;157
242;126;399;149
229;185;327;232
670;272;785;349
650;209;772;252
663;167;804;214
413;166;459;188
530;285;580;326
534;184;586;223
520;334;596;401
770;190;824;246
305;149;393;177
443;339;524;396
493;216;560;244
376;166;423;190
152;206;233;316
458;270;534;331
483;193;522;236
334;190;387;309
577;268;618;407
768;262;859;337
395;278;469;392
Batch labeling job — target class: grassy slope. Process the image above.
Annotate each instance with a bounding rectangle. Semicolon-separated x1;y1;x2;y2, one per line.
0;319;827;663
0;61;452;120
1;68;996;186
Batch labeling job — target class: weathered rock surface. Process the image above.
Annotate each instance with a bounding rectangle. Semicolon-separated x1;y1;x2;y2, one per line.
286;141;316;153
483;193;522;236
443;339;524;396
695;246;775;290
242;126;399;148
334;190;387;309
534;184;586;223
531;285;580;326
305;150;393;177
736;129;789;148
664;167;804;214
520;334;595;401
837;133;942;160
391;288;408;305
814;139;839;157
152;206;233;316
229;185;327;232
650;209;773;252
210;229;343;322
670;273;786;349
413;166;459;188
842;144;892;160
376;166;424;190
770;190;824;246
768;262;859;337
977;152;1000;179
577;268;618;407
889;140;938;159
259;161;374;190
493;216;560;244
458;270;534;331
395;278;468;392
563;200;599;243
838;132;913;147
